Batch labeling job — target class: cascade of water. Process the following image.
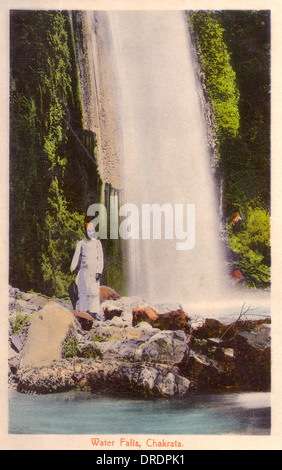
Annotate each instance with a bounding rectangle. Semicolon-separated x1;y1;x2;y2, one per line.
103;10;228;304
87;10;270;316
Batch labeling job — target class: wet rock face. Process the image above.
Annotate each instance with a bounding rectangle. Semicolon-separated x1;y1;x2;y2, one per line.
187;319;271;392
86;362;191;398
234;324;271;391
9;285;271;397
16;359;192;398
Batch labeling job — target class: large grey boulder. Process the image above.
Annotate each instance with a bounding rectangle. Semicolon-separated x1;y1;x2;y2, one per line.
19;301;77;369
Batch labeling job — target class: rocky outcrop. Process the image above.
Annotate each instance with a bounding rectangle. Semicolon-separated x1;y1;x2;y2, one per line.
103;306;123;321
154;309;191;334
132;307;191;333
187;317;271;392
15;322;192;397
132;307;159;327
16;359;191;397
8;285;271;397
99;285;121;301
71;310;94;330
191;317;270;343
234;323;271;391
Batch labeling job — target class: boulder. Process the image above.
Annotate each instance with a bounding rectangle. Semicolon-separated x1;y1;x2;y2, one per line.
71;310;94;330
77;339;103;359
132;365;190;397
86;361;191;398
185;350;228;391
186;320;271;392
101;297;146;326
92;323;156;343
192;318;226;340
29;295;49;308
9;356;19;373
191;317;270;344
140;331;189;364
99;286;121;301
132;307;191;334
154;309;191;333
103;306;123;321
109;330;190;365
132;307;159;327
10;335;23;353
226;318;271;341
19;301;77;369
18;292;37;302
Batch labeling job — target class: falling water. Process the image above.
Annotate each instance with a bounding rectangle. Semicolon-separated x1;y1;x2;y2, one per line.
103;10;227;304
88;10;270;315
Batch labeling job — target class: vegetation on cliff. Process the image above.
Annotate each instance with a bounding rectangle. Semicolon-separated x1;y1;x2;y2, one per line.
10;10;125;298
11;11;85;297
188;11;270;287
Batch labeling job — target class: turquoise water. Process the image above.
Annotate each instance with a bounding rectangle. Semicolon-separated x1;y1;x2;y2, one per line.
9;390;270;435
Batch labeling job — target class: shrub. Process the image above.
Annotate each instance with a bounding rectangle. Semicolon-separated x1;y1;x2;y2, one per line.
228;206;270;286
12;314;31;334
189;12;240;142
64;336;79;358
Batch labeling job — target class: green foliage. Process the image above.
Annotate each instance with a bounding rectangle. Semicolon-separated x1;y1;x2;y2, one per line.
189;11;270;288
12;314;31;334
92;335;108;343
189;12;240;141
64;334;103;359
228;206;270;286
10;11;79;295
64;336;79;358
10;10;127;299
78;344;103;359
218;11;270;213
41;177;85;297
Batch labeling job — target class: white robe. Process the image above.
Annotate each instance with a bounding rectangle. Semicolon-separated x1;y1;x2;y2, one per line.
71;237;104;315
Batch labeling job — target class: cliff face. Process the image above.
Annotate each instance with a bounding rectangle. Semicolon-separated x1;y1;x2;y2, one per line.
10;11;125;299
10;11;99;297
71;11;122;190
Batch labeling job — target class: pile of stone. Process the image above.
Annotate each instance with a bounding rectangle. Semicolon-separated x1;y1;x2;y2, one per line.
8;285;271;397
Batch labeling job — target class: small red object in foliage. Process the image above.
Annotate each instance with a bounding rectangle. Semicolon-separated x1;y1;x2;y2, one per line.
230;268;244;280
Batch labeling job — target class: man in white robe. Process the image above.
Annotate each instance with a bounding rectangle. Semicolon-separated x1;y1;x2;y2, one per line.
71;222;104;316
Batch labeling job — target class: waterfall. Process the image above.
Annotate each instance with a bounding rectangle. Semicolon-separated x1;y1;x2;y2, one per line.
81;9;270;319
98;10;227;304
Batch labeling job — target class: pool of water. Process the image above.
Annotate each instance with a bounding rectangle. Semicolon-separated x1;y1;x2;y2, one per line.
9;389;270;435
